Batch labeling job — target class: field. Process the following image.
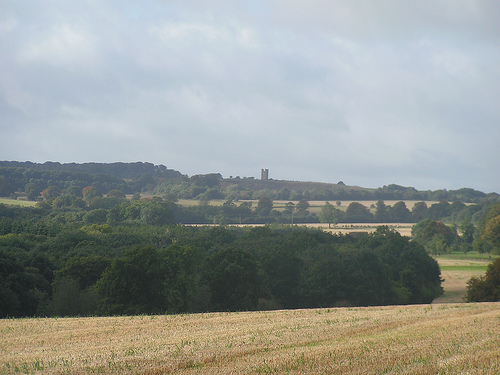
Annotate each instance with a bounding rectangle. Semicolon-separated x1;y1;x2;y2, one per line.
0;198;37;207
1;303;499;374
432;253;495;304
175;199;441;210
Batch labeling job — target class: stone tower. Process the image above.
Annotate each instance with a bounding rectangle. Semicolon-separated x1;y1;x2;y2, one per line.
261;169;269;180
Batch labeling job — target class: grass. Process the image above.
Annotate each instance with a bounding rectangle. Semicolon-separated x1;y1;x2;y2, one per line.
1;303;499;374
0;198;37;207
439;265;488;271
432;253;497;304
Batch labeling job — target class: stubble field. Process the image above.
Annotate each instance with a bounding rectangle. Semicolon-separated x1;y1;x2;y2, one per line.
1;303;499;374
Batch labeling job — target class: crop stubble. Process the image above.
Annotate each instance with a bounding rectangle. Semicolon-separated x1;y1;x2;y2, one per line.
1;303;499;374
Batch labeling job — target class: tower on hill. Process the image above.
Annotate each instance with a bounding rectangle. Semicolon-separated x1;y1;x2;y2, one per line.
261;169;269;180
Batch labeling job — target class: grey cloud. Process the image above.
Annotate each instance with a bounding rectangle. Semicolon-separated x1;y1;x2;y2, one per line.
0;0;499;192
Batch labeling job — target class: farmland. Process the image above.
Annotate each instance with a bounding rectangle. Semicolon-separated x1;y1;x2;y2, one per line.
0;198;36;207
432;253;495;304
1;303;499;374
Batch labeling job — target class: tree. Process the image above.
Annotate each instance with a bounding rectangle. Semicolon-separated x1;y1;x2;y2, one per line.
83;209;108;224
203;248;262;311
345;202;373;223
0;250;49;317
412;202;428;222
41;185;61;200
391;201;411;222
482;215;500;252
278;188;291;200
256;197;273;216
466;257;500;302
427;201;451;220
82;186;102;203
96;246;166;315
65;185;82;197
303;246;393;307
283;202;295;215
0;176;9;196
55;255;111;290
259;249;303;309
319;202;340;228
370;228;443;304
24;182;41;200
48;277;98;317
106;190;126;199
140;201;175;226
412;219;458;254
458;218;475;253
374;200;389;222
295;199;310;215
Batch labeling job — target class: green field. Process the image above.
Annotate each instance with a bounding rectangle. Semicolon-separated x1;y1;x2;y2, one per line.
432;252;497;304
0;198;37;207
439;265;488;271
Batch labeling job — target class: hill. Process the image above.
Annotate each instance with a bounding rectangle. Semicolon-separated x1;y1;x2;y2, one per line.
1;303;498;374
1;161;497;203
220;177;366;192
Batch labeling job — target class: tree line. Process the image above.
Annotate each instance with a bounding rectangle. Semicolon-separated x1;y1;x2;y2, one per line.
0;216;443;317
1;162;498;204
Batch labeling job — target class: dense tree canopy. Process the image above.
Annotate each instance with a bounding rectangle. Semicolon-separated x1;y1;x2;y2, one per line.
0;205;445;317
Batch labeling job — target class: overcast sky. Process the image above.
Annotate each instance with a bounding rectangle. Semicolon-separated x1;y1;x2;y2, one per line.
1;1;499;193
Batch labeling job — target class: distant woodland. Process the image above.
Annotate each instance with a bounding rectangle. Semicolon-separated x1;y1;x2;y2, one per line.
0;161;497;203
1;161;499;317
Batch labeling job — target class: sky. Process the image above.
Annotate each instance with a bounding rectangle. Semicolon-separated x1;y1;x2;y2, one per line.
1;1;499;193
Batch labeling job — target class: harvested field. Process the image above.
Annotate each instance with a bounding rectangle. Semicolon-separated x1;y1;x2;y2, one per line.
188;223;415;237
305;223;415;237
1;303;499;374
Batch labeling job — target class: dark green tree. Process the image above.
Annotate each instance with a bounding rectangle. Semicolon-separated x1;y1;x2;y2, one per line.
411;202;428;222
48;277;99;317
0;176;9;196
203;248;262;311
374;200;390;222
295;199;310;215
466;257;500;302
96;246;166;315
412;219;458;254
140;201;175;226
24;182;41;200
64;185;83;197
0;251;49;317
391;201;411;222
482;215;500;253
42;185;61;200
458;218;475;253
106;189;126;199
256;197;273;216
54;255;111;290
345;202;373;223
82;186;102;203
83;209;108;224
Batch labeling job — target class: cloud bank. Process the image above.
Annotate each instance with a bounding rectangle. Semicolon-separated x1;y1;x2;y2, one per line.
1;0;499;192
